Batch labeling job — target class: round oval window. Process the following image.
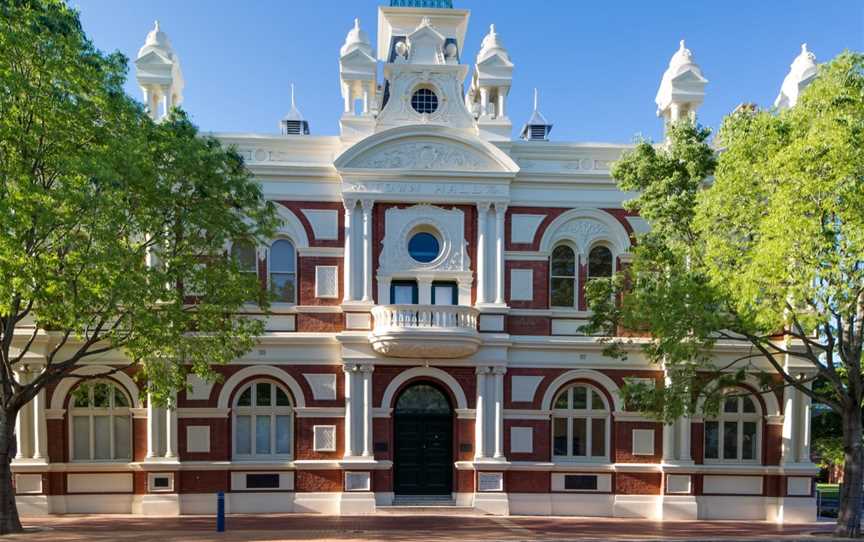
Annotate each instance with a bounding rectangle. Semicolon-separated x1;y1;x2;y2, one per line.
408;232;440;263
411;88;439;114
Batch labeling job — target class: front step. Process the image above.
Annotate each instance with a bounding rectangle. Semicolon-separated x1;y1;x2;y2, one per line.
378;495;478;515
392;495;455;506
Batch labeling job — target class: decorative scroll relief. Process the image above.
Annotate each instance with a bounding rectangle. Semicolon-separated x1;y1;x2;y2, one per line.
344;181;506;199
517;158;613;172
554;219;609;255
352;141;494;171
379;204;469;276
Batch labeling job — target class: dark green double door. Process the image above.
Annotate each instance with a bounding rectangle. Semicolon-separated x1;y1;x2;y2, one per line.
393;414;453;495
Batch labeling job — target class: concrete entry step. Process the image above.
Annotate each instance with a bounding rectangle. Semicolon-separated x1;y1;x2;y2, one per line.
378;495;478;514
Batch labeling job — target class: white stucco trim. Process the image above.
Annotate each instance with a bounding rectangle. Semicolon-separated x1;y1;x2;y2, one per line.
538;208;631;257
540;369;623;412
50;365;142;409
217;365;306;408
271;204;310;249
379;366;468;410
697;373;781;417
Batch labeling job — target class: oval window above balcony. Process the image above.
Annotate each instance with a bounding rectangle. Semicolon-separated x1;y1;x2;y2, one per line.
408;232;440;263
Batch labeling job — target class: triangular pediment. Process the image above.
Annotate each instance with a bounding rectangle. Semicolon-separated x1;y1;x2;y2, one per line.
335;125;519;175
135;50;172;67
671;69;708;84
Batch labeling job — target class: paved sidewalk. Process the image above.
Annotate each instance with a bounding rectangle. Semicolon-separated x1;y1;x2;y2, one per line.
5;514;837;542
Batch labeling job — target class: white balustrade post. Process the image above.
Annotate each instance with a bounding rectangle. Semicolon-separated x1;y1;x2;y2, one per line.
342;199;356;303
343;364;356;457
146;393;156;459
476;202;490;305
362;365;374;457
475;367;488;459
360;199;374;303
492;367;505;459
493;202;507;305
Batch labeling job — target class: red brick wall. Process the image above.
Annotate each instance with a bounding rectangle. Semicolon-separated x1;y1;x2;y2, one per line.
614;421;662;463
296;470;341;492
765;423;782;465
179;418;229;461
180;470;229;493
507;315;550;335
616;472;662;495
504;420;550;461
133;417;148;462
506;471;550;493
297;312;344;332
297;256;342;306
456;469;474;492
296;417;344;460
505;260;549;309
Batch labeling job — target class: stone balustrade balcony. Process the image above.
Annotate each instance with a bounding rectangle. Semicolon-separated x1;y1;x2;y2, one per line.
369;304;481;358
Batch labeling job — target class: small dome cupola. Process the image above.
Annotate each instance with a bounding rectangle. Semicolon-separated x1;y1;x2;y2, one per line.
520;88;552;141
135;20;184;121
280;84;310;136
655;39;707;126
774;43;818;110
137;20;174;59
477;24;509;64
340;18;373;57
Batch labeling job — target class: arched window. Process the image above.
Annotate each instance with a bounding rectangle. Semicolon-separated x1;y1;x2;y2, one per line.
704;392;761;463
550;245;577;308
269;239;296;303
233;380;293;460
231;240;258;276
551;383;610;460
70;381;132;462
587;245;613;280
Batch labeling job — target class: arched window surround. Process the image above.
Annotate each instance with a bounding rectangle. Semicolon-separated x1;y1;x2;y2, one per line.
550;242;579;309
586;242;616;280
68;379;133;463
550;381;612;463
703;387;763;465
265;236;298;305
231;378;295;461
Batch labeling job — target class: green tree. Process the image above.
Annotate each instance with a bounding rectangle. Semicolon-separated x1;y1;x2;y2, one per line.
585;53;864;537
0;0;278;533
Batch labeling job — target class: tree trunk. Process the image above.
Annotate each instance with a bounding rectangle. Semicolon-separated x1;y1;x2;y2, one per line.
835;405;863;538
0;407;22;534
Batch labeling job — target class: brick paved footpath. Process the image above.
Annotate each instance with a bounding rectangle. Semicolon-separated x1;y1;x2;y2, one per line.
2;514;840;542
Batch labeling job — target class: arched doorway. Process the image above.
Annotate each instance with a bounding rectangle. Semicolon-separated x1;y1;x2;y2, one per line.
393;382;453;495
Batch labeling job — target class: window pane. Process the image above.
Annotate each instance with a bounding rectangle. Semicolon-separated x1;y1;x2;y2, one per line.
705;421;719;459
554;391;569;410
256;415;271;455
742;422;757;460
73;416;90;460
723;421;739;460
742;397;756;413
72;385;91;408
237;387;252;407
572;387;587;409
393;284;416;304
433;285;455;306
572;418;587;456
231;241;257;273
591;418;606;457
93;416;111;459
271;273;296;303
591;391;605;410
256;383;271;406
550;277;575;307
113;388;129;408
553;417;568;455
551;246;575;276
276;388;291;407
235;415;251;455
723;397;738;413
588;246;613;278
114;416;131;460
276;416;291;454
270;240;295;272
93;383;111;408
408;232;440;263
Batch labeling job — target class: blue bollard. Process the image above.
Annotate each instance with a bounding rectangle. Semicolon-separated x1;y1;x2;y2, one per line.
216;491;225;532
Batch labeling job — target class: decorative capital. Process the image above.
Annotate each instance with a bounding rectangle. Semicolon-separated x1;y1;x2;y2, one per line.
475;366;491;376
360;364;375;373
493;202;508;214
491;366;507;375
360;199;375;212
477;201;492;213
343;363;360;373
343;198;358;212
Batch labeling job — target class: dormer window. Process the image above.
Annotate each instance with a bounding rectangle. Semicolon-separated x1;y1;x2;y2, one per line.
411;88;438;114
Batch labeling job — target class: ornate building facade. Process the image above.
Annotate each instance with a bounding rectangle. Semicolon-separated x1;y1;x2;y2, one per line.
12;1;821;522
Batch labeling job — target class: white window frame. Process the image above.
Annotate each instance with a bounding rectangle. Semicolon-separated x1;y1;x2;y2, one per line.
550;243;578;308
586;242;616;280
232;380;294;461
551;383;611;463
267;237;297;305
68;380;132;463
703;392;762;465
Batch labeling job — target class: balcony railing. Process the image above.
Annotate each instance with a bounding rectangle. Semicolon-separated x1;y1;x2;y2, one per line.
369;304;481;358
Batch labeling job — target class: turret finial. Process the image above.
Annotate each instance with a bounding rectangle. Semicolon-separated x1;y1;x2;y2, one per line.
533;88;539;111
490;23;496;33
291;83;296;109
354;18;360;30
679;39;685;51
154;20;160;31
801;43;808;54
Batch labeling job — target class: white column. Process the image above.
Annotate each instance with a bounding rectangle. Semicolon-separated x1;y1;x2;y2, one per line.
492;367;505;459
360;199;374;303
17;369;32;459
678;417;691;462
14;409;23;460
343;87;351;113
343;364;356;457
32;385;47;461
342;199;356;303
662;422;676;462
798;380;813;463
497;88;507;118
474;367;488;459
165;399;178;459
146;393;157;459
160;85;172;120
493;202;507;305
475;202;490;305
782;383;799;464
361;365;374;457
479;87;489;117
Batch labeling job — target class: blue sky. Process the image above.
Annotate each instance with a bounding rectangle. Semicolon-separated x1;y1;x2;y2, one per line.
72;0;862;143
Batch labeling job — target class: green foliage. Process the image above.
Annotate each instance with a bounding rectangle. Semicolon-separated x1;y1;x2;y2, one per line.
585;52;864;424
0;0;279;411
